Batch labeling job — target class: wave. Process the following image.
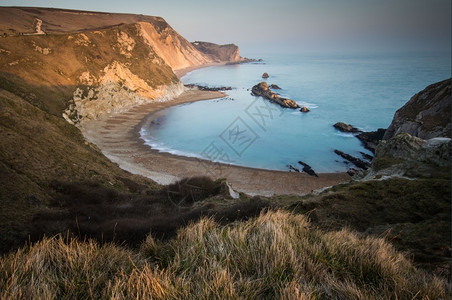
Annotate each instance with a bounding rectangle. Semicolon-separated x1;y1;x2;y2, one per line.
291;99;317;108
334;132;357;138
140;127;241;164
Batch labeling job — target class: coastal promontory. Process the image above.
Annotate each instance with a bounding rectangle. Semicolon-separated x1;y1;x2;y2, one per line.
383;78;451;140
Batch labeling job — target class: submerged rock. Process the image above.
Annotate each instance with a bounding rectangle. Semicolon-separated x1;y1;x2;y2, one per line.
262;72;269;78
251;82;300;109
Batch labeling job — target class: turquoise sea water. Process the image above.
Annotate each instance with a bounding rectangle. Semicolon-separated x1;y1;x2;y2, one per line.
140;52;450;172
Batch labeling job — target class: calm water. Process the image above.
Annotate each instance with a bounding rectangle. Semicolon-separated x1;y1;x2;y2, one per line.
140;52;450;172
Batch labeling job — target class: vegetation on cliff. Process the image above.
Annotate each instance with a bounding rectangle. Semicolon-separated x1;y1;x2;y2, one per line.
0;211;448;299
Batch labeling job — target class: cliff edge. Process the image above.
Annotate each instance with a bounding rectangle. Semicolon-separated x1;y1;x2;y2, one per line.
0;7;242;124
383;79;451;140
361;79;451;179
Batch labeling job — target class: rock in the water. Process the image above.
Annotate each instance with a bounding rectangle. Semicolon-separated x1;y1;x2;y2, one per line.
184;84;232;91
384;78;451;140
298;161;319;177
300;106;310;113
356;129;386;153
251;82;300;109
360;152;373;161
269;84;281;89
288;165;300;172
262;72;269;78
334;150;370;170
333;122;362;133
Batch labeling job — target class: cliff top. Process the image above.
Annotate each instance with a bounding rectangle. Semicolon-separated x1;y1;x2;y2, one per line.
0;7;168;35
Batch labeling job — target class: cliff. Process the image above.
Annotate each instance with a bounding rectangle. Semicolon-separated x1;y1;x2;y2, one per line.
383;79;451;140
370;133;451;178
0;7;242;124
0;7;245;251
360;79;452;179
192;41;241;63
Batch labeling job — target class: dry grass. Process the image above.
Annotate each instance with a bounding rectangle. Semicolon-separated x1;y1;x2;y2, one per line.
1;210;448;299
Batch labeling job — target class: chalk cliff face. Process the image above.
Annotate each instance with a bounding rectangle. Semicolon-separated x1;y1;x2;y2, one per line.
383;79;451;140
0;7;241;124
192;41;241;63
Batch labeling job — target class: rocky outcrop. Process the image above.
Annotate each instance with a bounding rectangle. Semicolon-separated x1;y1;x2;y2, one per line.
333;122;385;153
184;84;232;91
300;107;310;113
368;133;451;178
288;165;300;173
334;150;370;170
384;79;451;140
298;161;318;177
191;41;241;63
262;72;269;79
251;82;299;109
333;122;361;133
356;129;386;153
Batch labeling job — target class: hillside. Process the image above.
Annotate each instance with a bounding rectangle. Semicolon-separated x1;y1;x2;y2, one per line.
0;6;450;297
0;7;245;252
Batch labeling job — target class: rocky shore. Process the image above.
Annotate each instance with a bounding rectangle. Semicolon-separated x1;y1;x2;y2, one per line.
184;84;232;91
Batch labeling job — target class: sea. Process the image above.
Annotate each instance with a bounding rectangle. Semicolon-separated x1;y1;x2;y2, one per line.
140;51;450;173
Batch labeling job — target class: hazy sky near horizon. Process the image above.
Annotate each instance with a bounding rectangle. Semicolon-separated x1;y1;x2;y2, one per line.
1;0;450;55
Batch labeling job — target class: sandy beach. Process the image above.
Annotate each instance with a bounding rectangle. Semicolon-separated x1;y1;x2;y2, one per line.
81;87;350;196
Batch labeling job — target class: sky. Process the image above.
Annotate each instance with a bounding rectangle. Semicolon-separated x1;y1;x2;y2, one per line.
1;0;450;55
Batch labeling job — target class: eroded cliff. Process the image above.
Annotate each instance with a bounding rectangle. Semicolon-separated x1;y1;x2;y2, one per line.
383;79;451;140
0;7;242;124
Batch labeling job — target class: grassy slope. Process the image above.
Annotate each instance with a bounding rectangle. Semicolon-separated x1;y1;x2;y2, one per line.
0;211;448;299
282;178;451;275
0;87;162;251
0;22;178;251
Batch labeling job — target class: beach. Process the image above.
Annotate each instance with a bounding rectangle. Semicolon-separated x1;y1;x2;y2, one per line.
81;86;350;196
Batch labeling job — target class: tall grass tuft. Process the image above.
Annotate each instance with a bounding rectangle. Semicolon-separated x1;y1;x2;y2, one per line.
1;211;449;299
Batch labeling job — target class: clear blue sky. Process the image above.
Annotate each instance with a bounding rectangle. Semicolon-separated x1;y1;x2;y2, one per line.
1;0;450;55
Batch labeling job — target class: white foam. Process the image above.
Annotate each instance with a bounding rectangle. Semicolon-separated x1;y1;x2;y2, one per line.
334;132;357;138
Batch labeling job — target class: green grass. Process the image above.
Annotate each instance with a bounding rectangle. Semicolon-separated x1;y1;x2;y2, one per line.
0;210;448;299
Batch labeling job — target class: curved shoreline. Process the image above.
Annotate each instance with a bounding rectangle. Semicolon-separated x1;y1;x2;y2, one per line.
81;88;350;196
